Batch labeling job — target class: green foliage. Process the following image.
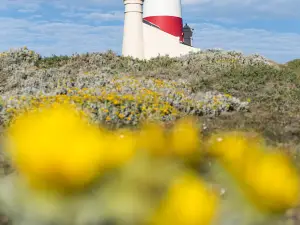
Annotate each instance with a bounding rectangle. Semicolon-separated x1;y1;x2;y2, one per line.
35;54;71;68
286;59;300;74
286;59;300;69
188;62;300;146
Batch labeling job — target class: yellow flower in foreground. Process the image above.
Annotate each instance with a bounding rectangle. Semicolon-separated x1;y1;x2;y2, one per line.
150;172;218;225
168;117;201;157
104;129;137;168
137;123;168;156
207;131;248;158
206;132;264;173
244;152;300;213
6;104;107;191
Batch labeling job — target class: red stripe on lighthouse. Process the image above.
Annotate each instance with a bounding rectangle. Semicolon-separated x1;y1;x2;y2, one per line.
144;16;183;42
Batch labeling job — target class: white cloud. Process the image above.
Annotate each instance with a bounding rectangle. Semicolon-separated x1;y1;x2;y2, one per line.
18;8;37;13
192;23;300;63
0;16;299;63
84;11;124;21
4;0;298;21
0;17;123;56
182;0;300;19
0;0;41;10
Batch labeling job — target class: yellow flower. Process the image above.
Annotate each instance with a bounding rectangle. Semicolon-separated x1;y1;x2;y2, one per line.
244;152;300;213
118;113;125;119
206;131;262;160
102;108;109;113
104;129;137;168
113;100;120;105
206;131;264;178
137;123;168;156
168;117;201;157
5;104;107;192
150;172;218;225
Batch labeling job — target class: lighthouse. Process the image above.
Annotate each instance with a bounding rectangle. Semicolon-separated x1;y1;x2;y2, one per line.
122;0;144;59
122;0;200;60
143;0;183;42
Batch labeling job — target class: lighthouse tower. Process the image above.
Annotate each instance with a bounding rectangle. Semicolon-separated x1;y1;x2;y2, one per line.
122;0;144;59
143;0;183;42
121;0;200;60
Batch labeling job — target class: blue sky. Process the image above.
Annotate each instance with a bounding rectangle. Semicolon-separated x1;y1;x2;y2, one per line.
0;0;299;63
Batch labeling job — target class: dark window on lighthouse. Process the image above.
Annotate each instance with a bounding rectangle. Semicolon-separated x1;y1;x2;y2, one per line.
183;23;194;47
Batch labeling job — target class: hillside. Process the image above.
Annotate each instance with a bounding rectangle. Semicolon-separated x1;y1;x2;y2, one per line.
0;47;300;224
1;48;300;148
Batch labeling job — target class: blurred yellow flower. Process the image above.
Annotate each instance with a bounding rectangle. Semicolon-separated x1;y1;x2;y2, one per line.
137;123;168;156
150;172;219;225
207;131;300;213
206;131;264;173
104;129;137;168
5;104;107;192
244;152;300;213
168;117;201;157
118;113;125;119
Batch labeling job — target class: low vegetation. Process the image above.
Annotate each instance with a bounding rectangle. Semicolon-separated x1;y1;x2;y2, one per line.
0;47;299;225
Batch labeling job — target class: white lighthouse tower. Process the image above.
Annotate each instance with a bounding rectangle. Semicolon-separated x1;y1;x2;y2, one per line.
143;0;183;42
122;0;200;60
122;0;144;59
